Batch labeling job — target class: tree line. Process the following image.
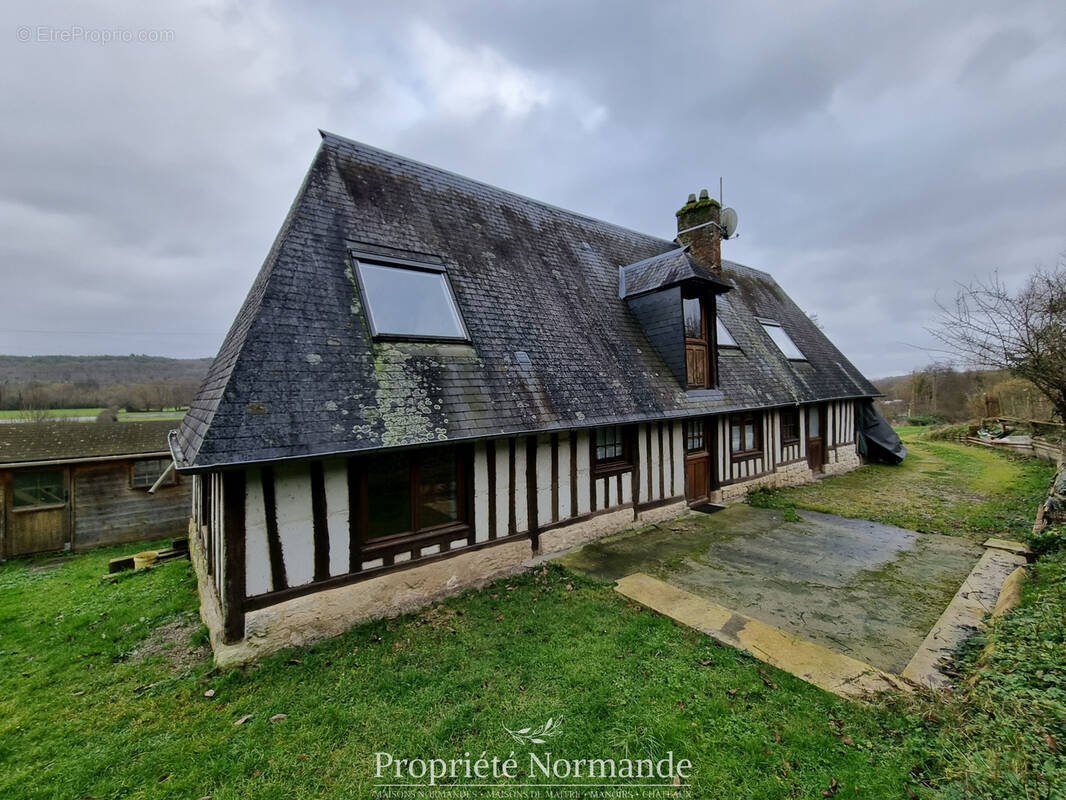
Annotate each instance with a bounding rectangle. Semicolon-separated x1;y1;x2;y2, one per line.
0;355;210;413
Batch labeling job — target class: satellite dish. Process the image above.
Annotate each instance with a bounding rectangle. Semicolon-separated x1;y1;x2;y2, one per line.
721;207;739;238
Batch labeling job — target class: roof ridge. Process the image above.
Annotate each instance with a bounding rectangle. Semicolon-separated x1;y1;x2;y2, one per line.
320;130;678;250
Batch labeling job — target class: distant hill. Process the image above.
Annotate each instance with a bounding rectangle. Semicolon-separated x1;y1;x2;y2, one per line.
0;355;212;385
0;355;212;412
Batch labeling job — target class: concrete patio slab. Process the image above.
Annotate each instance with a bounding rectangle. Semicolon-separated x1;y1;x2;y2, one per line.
616;573;907;698
560;505;984;674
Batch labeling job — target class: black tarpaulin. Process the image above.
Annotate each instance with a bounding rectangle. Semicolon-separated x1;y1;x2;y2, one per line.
858;400;906;464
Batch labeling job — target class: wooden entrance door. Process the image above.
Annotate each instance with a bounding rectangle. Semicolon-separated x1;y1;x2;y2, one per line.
6;468;70;556
806;406;825;472
684;418;716;504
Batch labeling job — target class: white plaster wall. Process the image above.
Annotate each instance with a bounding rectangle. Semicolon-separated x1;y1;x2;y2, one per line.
575;431;591;515
274;463;315;587
493;444;509;538
514;438;527;532
636;423;648;504
649;424;662;501
324;460;349;576
558;434;572;519
474;442;490;543
536;434;552;527
671;422;684;497
244;467;273;597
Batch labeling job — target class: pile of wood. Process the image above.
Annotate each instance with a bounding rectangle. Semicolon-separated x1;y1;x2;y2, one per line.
108;538;189;573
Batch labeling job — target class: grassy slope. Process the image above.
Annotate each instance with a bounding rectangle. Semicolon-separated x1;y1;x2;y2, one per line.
0;549;929;799
751;430;1054;541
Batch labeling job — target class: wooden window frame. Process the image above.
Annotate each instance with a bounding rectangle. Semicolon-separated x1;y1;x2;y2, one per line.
683;292;712;389
10;469;66;511
683;290;723;389
780;408;801;444
130;458;177;490
355;445;474;555
684;419;708;454
729;411;763;460
592;425;634;477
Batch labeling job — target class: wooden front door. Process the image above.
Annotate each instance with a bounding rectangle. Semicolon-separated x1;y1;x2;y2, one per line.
6;468;70;556
806;406;825;472
684;418;716;504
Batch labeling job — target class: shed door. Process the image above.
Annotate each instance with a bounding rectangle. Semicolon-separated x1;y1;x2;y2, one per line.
7;469;70;556
806;406;825;472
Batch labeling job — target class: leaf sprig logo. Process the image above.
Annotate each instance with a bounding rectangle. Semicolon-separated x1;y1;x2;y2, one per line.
503;717;563;745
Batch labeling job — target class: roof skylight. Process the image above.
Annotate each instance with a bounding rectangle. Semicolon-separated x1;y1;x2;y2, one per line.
354;259;468;341
716;318;738;348
760;321;806;360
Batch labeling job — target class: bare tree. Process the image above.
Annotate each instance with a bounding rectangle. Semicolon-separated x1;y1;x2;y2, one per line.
930;263;1066;444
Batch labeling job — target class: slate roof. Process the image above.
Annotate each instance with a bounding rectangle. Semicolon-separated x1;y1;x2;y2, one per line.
619;247;731;298
175;132;879;471
0;421;174;467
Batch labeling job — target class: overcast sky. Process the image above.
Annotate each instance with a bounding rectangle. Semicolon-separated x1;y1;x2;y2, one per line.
2;1;1064;379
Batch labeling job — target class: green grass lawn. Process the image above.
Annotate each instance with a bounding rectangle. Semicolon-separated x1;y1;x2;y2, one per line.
750;430;1055;541
0;408;186;421
0;437;1058;799
0;547;935;799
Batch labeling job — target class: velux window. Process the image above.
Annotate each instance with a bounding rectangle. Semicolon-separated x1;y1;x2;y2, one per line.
760;321;806;361
354;256;468;341
716;318;738;348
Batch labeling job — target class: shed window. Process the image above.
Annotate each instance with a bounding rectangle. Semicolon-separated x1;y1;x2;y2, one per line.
780;409;801;444
132;458;175;489
355;259;467;340
760;321;806;360
362;446;469;542
12;470;64;508
593;426;633;475
730;412;762;456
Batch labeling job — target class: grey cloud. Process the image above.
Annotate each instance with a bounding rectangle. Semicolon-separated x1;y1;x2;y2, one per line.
2;0;1065;380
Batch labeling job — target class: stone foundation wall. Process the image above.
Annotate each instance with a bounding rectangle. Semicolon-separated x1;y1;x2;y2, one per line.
537;500;689;555
213;537;534;668
716;460;815;503
824;445;862;476
200;497;695;667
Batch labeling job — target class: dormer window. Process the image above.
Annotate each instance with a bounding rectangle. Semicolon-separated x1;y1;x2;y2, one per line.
760;320;806;361
354;256;469;341
683;294;712;388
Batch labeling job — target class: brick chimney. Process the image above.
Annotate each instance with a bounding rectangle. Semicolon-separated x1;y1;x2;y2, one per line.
676;189;721;271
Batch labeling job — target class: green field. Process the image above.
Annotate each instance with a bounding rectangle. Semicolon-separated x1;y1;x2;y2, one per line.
0;434;1059;799
0;408;186;421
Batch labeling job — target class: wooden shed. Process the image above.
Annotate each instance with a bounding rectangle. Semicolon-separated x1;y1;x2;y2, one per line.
0;420;189;558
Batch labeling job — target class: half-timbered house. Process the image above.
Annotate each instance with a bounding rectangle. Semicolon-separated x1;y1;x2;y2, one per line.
172;132;882;664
